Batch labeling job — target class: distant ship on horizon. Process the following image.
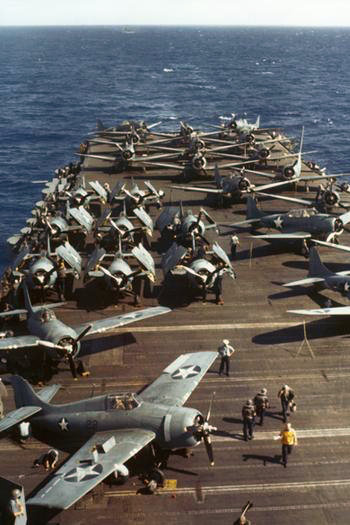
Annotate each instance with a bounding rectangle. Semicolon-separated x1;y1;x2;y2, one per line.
122;27;135;34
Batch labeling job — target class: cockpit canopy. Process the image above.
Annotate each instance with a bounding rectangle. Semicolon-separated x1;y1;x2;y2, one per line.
39;309;57;323
106;393;140;411
287;208;317;218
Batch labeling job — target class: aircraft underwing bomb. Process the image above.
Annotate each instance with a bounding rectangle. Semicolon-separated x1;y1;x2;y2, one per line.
283;246;350;298
156;205;217;248
0;282;171;364
0;351;217;511
85;243;155;304
225;196;350;253
161;241;235;303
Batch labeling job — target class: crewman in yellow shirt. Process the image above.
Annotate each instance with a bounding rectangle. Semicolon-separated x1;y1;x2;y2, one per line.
278;422;298;468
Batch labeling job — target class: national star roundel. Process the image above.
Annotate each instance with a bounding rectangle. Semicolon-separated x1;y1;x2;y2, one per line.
171;364;201;380
64;463;103;483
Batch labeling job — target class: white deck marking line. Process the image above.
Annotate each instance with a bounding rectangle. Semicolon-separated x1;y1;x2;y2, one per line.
213;427;350;442
124;500;350;516
105;321;300;333
106;478;350;498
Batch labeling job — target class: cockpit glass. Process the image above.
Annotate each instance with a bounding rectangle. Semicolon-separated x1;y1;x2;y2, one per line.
287;208;316;218
107;393;140;411
40;310;56;323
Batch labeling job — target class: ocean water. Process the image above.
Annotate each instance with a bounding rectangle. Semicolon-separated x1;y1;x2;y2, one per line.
1;25;350;272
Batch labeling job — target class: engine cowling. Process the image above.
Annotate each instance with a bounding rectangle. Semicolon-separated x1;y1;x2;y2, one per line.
122;149;133;161
238;177;251;191
192;156;207;171
283;166;295;179
258;147;270;160
323;189;340;207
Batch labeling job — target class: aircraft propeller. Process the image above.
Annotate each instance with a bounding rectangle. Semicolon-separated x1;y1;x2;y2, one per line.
188;391;217;466
39;324;92;358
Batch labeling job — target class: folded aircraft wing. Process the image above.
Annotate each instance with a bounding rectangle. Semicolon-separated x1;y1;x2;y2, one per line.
288;306;350;316
253;232;312;239
27;429;155;510
140;351;218;407
0;405;42;434
0;335;41;350
73;306;171;336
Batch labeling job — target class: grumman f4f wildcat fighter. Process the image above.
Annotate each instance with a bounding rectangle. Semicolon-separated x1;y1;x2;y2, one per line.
0;351;218;511
0;283;170;364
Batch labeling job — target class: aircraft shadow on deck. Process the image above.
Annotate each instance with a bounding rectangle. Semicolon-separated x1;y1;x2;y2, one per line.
81;332;136;358
282;260;350;272
253;316;350;346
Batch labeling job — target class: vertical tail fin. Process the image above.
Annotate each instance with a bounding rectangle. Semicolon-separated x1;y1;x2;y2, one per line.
246;196;264;221
96;119;105;131
214;164;222;188
293;126;304;179
22;282;34;316
11;376;48;409
255;115;260;129
308;247;332;278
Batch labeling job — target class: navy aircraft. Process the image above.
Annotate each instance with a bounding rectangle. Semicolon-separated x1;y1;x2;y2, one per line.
96;207;153;249
226;196;350;248
114;179;165;213
283;246;350;298
0;283;170;363
79;138;177;171
11;240;82;296
287;239;350;316
90;119;166;142
209;113;261;135
170;165;302;206
162;241;235;300
86;243;155;302
156;206;217;247
0;351;217;510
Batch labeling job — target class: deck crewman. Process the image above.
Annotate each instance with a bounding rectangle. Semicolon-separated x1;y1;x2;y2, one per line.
218;339;235;376
242;399;256;441
254;388;269;426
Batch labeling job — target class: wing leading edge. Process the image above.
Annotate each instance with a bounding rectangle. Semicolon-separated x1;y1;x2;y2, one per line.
27;429;155;510
74;306;171;336
140;351;218;407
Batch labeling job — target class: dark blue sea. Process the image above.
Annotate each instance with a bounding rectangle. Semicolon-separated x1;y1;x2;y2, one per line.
1;26;350;272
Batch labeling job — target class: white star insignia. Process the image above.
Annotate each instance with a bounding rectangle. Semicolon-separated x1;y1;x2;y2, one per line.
344;282;350;292
172;365;201;380
64;463;103;483
58;418;69;431
274;216;283;229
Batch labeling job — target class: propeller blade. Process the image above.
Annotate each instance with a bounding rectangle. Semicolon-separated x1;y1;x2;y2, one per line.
75;324;92;342
39;340;65;351
206;391;216;422
203;433;215;466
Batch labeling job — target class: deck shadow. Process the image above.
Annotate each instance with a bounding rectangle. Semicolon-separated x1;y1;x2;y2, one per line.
242;453;282;465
